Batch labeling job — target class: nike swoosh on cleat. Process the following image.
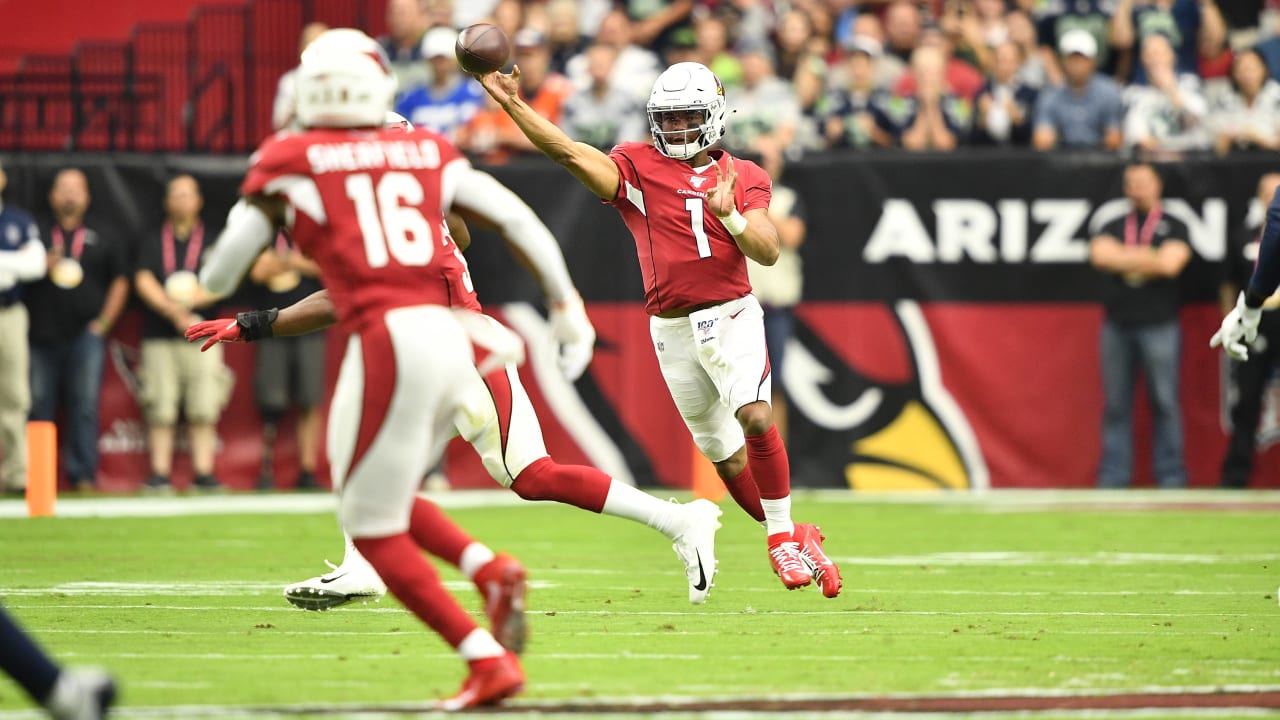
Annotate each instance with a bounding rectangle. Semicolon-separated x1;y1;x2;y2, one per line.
318;573;348;584
692;550;708;592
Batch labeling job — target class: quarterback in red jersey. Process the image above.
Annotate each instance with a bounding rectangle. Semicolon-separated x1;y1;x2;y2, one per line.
195;29;526;709
475;61;842;597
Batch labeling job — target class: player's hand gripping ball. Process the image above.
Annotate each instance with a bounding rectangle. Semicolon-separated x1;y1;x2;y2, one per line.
455;24;510;75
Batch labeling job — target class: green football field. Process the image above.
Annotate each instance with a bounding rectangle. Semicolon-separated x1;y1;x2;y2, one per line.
0;490;1278;719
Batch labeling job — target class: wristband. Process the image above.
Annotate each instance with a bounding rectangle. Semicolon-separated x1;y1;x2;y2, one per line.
236;308;279;342
720;209;748;236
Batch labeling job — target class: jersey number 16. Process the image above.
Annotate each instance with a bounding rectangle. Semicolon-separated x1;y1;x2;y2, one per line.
345;171;435;268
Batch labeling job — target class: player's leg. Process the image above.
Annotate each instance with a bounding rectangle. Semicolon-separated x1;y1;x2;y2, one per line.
458;339;722;604
723;297;839;596
331;307;522;709
0;604;115;720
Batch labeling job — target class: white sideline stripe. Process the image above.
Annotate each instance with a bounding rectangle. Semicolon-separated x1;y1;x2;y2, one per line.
33;628;1265;638
6;604;1265;618
3;488;1280;519
0;580;558;596
0;581;1257;598
54;651;1280;668
841;551;1280;566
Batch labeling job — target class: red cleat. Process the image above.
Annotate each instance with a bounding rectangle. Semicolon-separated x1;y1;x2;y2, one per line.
474;553;528;654
767;532;813;589
793;523;842;598
436;651;524;710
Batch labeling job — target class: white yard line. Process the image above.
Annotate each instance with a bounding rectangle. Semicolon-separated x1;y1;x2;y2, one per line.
3;604;1265;617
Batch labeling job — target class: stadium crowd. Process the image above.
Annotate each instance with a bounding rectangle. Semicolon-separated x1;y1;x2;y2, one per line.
337;0;1280;162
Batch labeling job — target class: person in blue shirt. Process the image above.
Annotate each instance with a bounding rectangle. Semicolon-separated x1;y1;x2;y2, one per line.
394;26;486;142
0;159;46;494
1032;29;1125;150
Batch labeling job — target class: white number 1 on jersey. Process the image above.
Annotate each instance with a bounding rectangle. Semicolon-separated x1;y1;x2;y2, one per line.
345;172;435;268
684;198;712;259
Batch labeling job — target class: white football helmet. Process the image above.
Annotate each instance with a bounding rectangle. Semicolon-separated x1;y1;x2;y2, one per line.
295;29;397;129
646;62;727;160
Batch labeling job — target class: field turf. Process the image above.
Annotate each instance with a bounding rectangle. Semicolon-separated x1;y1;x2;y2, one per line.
0;490;1277;718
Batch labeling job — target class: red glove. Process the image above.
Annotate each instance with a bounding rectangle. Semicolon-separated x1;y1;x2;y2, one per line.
185;318;243;352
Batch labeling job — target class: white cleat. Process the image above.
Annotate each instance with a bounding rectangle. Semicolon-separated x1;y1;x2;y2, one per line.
283;557;387;611
45;667;116;720
670;498;722;604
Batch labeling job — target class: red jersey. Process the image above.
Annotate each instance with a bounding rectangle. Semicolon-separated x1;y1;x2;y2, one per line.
242;127;476;332
607;143;769;315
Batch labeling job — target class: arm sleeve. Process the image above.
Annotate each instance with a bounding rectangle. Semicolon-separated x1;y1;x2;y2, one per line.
1032;90;1054;131
1247;186;1280;303
198;199;276;298
739;161;772;214
450;167;576;304
606;144;641;205
0;237;47;281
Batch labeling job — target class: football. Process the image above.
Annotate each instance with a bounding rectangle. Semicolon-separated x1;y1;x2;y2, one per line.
455;23;510;75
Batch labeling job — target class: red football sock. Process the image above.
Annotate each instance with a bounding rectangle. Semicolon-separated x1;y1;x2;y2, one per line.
722;465;766;522
510;457;610;513
745;425;791;500
408;496;473;569
352;534;478;648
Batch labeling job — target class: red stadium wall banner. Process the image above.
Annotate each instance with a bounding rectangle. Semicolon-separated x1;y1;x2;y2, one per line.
3;152;1277;491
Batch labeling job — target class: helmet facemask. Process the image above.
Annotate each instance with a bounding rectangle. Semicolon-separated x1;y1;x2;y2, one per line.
648;106;715;160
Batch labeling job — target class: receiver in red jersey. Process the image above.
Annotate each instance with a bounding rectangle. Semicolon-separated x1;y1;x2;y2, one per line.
242;126;473;331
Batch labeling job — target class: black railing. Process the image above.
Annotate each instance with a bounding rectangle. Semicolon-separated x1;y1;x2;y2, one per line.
0;0;377;153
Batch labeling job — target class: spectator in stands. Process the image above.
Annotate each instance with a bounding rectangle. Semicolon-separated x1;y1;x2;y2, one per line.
394;26;486;141
1110;0;1225;84
848;12;908;88
545;0;587;75
1006;9;1051;88
723;46;802;170
897;45;971;150
1122;32;1211;154
939;0;1000;74
820;36;895;149
458;28;572;163
893;23;986;100
775;9;827;116
663;26;700;66
1034;0;1116;85
1254;13;1280;81
884;0;925;64
133;175;230;493
620;0;693;54
566;8;660;103
27;169;128;493
271;22;329;131
1218;173;1280;488
1089;163;1191;489
561;44;648;149
692;14;744;88
0;159;44;495
1209;49;1280;155
247;232;325;491
974;41;1039;146
1031;29;1124;150
450;0;501;28
746;159;806;446
379;0;431;92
